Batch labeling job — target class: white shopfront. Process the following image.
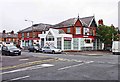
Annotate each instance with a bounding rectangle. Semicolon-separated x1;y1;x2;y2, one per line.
39;28;94;51
38;28;72;51
72;38;94;50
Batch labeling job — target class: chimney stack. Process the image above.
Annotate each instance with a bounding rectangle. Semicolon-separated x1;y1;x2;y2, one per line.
98;19;104;25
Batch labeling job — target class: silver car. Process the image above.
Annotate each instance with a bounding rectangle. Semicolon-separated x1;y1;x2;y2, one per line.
42;46;62;54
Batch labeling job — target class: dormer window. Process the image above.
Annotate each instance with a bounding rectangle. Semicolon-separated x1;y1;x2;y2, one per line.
76;27;81;34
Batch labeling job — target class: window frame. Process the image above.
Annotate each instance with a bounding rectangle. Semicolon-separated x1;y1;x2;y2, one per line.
76;27;81;34
67;28;71;33
22;33;24;38
27;32;29;38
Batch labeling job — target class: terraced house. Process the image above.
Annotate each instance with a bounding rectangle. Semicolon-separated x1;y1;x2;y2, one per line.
0;30;18;45
18;16;101;50
18;24;52;49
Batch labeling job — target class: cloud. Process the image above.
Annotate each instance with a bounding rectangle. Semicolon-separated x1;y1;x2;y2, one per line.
0;0;119;32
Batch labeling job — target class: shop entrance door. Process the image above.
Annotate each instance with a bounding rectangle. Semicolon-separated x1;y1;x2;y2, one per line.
41;38;44;48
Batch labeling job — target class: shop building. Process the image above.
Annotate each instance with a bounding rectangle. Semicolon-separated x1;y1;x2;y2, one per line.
39;28;98;51
39;28;72;50
18;15;101;50
52;16;100;50
18;23;52;48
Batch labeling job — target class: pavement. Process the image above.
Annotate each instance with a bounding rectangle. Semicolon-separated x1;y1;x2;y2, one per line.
21;49;113;56
63;51;113;56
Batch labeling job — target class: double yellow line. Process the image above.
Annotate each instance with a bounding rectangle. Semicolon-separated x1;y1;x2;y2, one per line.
0;57;82;71
0;58;59;70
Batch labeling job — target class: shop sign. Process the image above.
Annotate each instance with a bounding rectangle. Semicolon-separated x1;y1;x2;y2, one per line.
83;36;88;38
64;37;72;41
45;42;54;46
24;38;40;41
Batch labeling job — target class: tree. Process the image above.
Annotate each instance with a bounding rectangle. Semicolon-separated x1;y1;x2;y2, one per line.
3;30;6;33
97;25;119;50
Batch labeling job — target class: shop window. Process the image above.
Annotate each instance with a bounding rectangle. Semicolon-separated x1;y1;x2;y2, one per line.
73;38;79;50
85;39;91;43
64;41;71;50
57;38;61;49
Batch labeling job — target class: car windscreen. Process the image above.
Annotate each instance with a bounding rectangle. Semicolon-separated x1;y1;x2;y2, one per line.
7;46;17;50
50;46;57;49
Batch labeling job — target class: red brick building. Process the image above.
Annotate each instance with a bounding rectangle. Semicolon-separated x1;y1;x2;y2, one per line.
0;30;18;45
18;16;100;50
52;16;98;50
53;16;97;38
18;23;52;48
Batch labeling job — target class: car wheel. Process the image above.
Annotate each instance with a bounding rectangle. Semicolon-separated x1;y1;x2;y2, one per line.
18;53;21;55
7;52;10;56
113;52;116;55
52;51;55;54
43;50;45;53
2;52;4;55
35;50;37;53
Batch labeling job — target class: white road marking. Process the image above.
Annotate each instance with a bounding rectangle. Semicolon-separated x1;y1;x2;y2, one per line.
11;75;30;81
58;61;94;70
41;64;54;67
19;59;29;61
57;58;83;62
1;64;54;75
88;54;96;55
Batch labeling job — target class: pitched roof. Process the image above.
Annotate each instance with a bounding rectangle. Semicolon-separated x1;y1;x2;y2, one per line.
18;16;95;33
53;16;94;28
18;23;53;33
1;33;18;38
80;16;94;26
53;18;77;28
0;33;2;38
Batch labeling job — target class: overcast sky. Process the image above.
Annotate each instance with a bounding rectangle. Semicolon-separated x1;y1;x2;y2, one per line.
0;0;119;33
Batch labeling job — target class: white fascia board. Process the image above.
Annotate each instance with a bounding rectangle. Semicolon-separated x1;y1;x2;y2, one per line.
38;34;46;38
60;34;72;37
88;17;95;27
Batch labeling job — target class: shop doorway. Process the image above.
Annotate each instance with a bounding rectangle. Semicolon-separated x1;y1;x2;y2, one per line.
41;38;44;48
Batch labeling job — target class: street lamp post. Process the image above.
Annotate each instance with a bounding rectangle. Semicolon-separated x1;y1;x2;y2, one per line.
25;20;34;46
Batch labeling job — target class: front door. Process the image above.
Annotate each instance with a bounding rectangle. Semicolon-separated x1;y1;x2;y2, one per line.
41;38;44;48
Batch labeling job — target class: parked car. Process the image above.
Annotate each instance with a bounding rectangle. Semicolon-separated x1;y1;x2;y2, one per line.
28;45;42;52
42;46;62;54
1;45;21;56
0;44;2;51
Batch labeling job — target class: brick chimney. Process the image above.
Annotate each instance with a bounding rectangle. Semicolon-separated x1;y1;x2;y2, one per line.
11;30;14;34
98;19;104;25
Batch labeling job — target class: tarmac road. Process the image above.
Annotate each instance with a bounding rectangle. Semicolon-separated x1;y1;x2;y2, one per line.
1;51;119;81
